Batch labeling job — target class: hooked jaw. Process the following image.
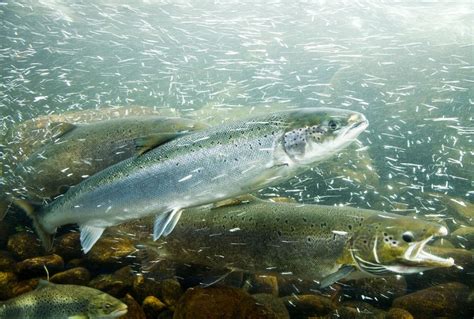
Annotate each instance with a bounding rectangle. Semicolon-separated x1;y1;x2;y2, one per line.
342;113;369;140
398;226;454;272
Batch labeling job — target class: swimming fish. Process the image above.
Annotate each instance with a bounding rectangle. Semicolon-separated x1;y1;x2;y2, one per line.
1;116;205;217
0;280;127;319
119;197;455;287
23;107;368;253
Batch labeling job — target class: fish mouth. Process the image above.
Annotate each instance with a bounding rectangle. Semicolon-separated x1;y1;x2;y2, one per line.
110;304;128;318
400;226;454;270
343;116;369;140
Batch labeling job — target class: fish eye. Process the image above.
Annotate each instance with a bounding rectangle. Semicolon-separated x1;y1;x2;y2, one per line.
104;303;112;309
328;120;338;130
402;231;414;243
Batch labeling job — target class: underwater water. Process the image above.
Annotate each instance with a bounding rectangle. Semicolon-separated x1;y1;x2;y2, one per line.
0;0;473;318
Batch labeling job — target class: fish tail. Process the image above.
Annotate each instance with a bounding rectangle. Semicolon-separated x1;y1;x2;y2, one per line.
14;199;54;251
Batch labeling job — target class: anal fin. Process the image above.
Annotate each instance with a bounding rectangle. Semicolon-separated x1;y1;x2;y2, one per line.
80;224;105;254
153;208;182;241
319;265;356;289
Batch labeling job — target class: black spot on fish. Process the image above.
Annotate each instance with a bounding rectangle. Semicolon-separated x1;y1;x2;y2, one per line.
307;236;312;243
303;217;307;222
277;230;282;237
348;225;352;230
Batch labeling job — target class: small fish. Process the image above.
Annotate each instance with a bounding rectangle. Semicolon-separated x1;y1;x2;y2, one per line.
1;116;205;217
118;197;454;287
0;280;127;319
23;107;368;253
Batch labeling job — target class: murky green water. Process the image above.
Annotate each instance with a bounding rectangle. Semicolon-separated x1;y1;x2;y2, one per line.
0;1;473;318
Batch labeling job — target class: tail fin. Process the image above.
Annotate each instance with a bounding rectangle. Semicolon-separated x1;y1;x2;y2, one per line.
14;199;54;251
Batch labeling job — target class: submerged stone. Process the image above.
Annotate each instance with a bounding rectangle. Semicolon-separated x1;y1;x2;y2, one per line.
393;282;470;319
7;232;43;260
50;267;91;285
281;293;335;317
15;254;64;277
142;295;167;318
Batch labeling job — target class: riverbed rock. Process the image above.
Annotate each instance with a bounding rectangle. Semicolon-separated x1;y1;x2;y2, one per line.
344;276;406;308
50;267;90;285
10;278;39;298
132;274;162;303
53;232;83;261
329;301;386;319
392;282;470;319
15;254;64;277
450;226;474;250
119;293;146;319
0;251;16;272
7;232;43;260
173;286;278;319
386;307;414;319
158;278;183;310
85;236;136;271
89;273;132;298
0;271;18;300
245;274;279;296
142;295;167;318
281;293;335;317
253;293;290;319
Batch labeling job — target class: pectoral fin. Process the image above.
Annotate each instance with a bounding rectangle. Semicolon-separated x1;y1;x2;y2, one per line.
135;133;186;155
68;315;88;319
153;208;182;241
80;224;105;254
319;265;356;288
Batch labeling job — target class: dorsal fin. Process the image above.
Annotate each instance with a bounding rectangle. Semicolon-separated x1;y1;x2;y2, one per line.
212;194;260;209
135;132;186;155
48;122;77;139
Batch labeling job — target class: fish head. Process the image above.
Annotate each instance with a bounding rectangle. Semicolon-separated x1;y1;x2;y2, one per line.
87;290;128;318
280;108;368;165
349;213;455;276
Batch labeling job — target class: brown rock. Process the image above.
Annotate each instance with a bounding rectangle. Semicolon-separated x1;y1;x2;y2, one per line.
132;274;162;303
53;232;83;261
386;307;414;319
393;282;470;319
0;271;18;300
50;267;90;285
15;254;64;277
0;251;16;272
85;236;136;271
450;226;474;250
281;293;335;317
157;310;174;319
89;274;131;298
329;301;386;319
7;232;43;260
344;276;406;308
142;295;167;318
159;279;183;310
65;258;85;269
119;294;146;319
245;274;279;296
173;286;277;319
253;293;290;319
10;278;39;298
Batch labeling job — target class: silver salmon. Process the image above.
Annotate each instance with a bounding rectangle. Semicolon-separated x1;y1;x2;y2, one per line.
23;107;368;253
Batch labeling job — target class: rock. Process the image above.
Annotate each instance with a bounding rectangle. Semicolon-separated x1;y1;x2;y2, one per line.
85;236;136;271
328;301;386;319
157;310;174;319
10;278;39;298
344;276;406;308
281;293;335;317
88;266;135;298
142;295;167;318
7;232;43;260
245;274;279;296
132;274;163;304
253;293;290;319
65;258;85;269
158;279;183;310
450;226;474;250
119;294;146;319
173;286;278;319
0;251;16;272
15;254;64;277
53;232;83;261
386;307;414;319
0;271;18;300
50;267;90;285
393;282;470;319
